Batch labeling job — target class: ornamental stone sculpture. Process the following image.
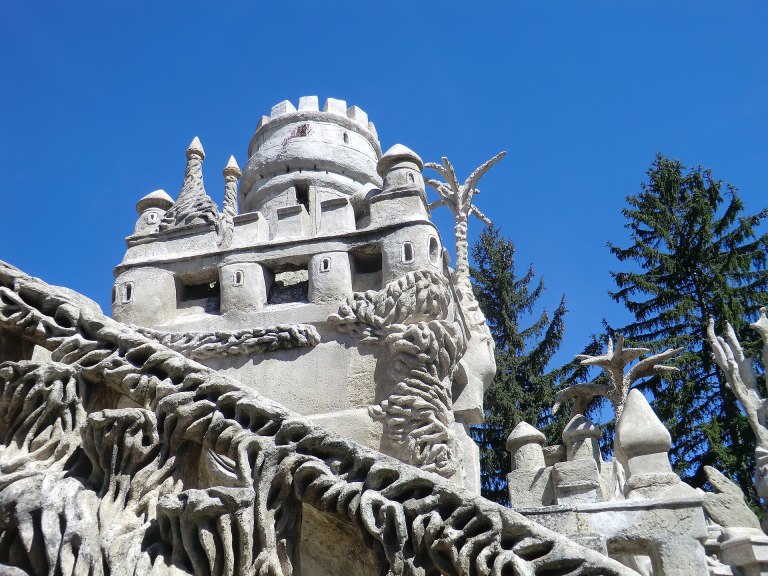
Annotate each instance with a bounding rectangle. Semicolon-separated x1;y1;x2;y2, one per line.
3;94;765;575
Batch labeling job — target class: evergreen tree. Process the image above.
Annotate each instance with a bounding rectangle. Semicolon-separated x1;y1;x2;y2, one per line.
470;225;567;504
609;154;768;504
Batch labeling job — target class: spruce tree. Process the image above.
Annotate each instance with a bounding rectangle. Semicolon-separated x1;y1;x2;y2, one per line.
470;225;567;504
609;154;768;504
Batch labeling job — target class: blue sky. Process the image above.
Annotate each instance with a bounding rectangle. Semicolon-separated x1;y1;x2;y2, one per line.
1;2;767;368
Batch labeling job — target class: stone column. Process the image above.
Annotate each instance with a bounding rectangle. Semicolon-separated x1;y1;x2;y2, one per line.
506;422;552;507
308;252;352;304
553;414;603;505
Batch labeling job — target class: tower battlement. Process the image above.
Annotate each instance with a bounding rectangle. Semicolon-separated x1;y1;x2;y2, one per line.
240;96;382;216
250;96;379;153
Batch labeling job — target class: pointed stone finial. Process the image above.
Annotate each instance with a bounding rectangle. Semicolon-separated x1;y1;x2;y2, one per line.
158;136;219;232
506;421;546;471
187;136;205;159
616;389;684;498
506;421;546;452
616;389;671;460
223;155;241;179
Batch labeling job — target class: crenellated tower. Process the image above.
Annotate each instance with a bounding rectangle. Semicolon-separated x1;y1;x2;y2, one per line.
111;96;494;494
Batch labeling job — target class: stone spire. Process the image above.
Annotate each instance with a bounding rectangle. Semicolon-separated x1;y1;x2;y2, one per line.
218;155;241;248
159;137;220;232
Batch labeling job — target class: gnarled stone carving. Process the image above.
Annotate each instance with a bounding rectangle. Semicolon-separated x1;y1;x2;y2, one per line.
330;269;462;479
0;260;636;576
135;324;320;360
707;312;768;504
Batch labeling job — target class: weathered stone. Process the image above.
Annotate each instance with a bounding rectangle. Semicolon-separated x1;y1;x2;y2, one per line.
0;260;637;576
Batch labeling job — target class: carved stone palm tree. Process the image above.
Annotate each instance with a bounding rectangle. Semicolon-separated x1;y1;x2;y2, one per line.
554;335;681;421
424;152;505;289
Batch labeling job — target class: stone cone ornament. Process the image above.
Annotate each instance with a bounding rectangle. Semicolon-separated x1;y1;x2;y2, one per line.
159;136;221;232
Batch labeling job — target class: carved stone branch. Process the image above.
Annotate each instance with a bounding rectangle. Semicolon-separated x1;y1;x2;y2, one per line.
555;335;681;421
135;323;320;360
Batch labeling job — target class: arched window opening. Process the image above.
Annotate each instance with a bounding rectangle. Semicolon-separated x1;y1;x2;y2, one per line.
123;282;134;303
429;236;439;265
233;270;244;286
402;242;414;264
320;258;331;273
343;131;349;144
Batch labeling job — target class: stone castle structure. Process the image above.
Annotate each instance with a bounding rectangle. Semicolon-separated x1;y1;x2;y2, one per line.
0;95;767;576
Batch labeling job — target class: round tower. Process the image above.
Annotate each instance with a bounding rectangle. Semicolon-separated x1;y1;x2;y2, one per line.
239;96;383;234
133;189;174;235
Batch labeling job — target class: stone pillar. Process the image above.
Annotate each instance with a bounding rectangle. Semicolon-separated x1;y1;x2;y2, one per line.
616;389;681;499
553;414;603;505
308;252;352;304
507;421;546;471
506;422;553;507
562;414;602;465
219;262;270;314
652;536;710;576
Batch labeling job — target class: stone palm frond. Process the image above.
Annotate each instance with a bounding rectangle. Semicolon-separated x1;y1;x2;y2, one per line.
424;152;505;285
425;152;504;224
554;335;681;420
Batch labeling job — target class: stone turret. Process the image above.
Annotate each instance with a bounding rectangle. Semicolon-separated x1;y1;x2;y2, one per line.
240;96;382;235
133;189;174;235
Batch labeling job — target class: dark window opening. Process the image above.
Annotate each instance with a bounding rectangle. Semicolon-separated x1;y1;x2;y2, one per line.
111;286;117;304
351;245;383;292
296;182;310;213
233;270;244;286
180;280;219;301
267;264;309;305
123;282;134;303
176;277;220;313
343;131;349;144
320;258;331;272
429;236;439;264
402;242;414;263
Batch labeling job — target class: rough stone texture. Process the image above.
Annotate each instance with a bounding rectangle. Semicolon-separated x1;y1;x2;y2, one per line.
111;99;498;490
702;466;762;530
0;261;636;576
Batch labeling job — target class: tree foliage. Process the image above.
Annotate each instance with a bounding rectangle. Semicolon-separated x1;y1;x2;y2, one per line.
470;225;567;504
609;154;768;504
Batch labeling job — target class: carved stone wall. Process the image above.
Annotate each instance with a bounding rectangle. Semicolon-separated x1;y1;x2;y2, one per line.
0;261;636;576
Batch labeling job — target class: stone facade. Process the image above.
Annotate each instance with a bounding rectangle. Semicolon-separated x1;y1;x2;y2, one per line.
112;98;490;493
